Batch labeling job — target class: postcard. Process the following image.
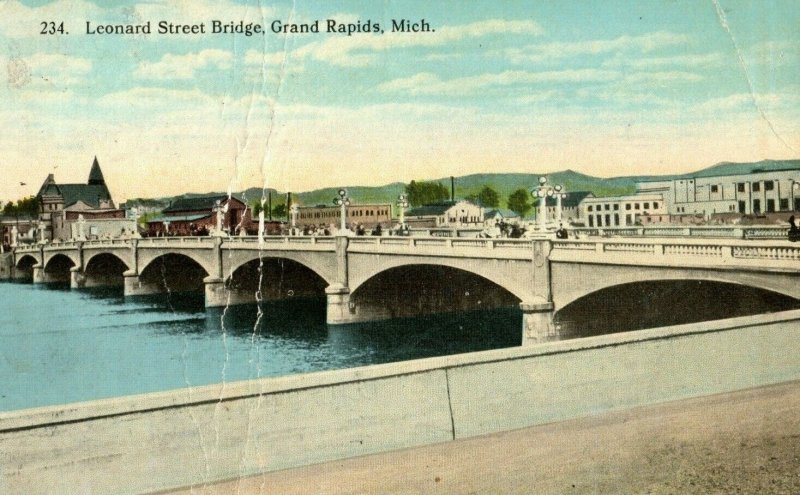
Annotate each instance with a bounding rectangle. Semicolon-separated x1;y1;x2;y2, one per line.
1;1;798;493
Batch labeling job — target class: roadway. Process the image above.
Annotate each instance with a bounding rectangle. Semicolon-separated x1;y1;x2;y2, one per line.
156;379;800;495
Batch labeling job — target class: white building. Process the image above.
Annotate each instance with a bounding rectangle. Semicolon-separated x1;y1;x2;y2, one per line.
637;161;800;219
405;200;484;228
581;193;666;227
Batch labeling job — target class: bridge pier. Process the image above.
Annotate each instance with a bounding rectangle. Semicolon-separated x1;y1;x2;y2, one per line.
520;302;558;345
70;267;86;289
325;285;355;324
204;277;227;307
31;264;58;284
123;271;162;297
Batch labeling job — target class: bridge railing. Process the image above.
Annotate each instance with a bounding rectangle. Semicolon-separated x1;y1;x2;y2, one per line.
552;238;800;262
571;225;789;240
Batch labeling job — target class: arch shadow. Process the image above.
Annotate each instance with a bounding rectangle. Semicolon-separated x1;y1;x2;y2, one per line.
555;279;800;339
350;264;521;321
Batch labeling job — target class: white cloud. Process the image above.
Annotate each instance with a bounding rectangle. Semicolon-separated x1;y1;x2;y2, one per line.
603;52;725;69
623;71;703;84
135;49;233;80
503;32;690;64
294;19;544;67
97;87;219;108
3;52;92;88
745;41;800;67
378;69;619;95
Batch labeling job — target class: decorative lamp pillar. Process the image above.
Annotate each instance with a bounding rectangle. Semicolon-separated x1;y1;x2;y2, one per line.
397;194;408;229
333;188;351;234
554;185;566;223
290;204;299;236
257;209;265;241
76;214;86;241
532;176;553;229
37;220;46;244
211;199;227;237
130;207;141;238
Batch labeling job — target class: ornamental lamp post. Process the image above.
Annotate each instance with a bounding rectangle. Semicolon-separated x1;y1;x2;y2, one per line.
290;204;299;235
333;188;351;233
397;194;409;229
212;199;228;237
532;176;553;229
554;185;567;223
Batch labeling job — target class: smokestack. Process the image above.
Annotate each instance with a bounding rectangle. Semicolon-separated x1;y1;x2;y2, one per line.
286;192;292;222
268;192;272;221
450;176;455;202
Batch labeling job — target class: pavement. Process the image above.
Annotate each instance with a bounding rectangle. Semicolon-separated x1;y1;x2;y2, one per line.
156;379;800;495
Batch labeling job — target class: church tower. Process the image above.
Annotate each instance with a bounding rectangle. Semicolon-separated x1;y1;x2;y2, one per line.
88;156;106;186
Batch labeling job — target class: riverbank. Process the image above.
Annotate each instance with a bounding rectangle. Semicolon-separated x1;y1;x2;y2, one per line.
158;379;800;494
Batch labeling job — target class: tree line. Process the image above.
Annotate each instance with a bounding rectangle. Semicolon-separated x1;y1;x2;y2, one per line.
406;181;535;217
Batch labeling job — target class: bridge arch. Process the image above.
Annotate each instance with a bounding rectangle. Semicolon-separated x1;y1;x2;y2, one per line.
16;254;39;270
43;251;80;272
138;253;210;293
348;256;533;303
137;250;216;281
43;253;75;282
83;252;130;287
349;263;521;321
551;262;800;311
84;251;131;272
223;250;337;287
225;256;329;302
554;278;800;339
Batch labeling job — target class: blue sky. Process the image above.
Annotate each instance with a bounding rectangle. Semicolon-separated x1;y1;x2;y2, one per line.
1;0;798;202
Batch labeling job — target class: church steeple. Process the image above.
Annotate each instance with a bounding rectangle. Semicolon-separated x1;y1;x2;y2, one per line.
88;156;105;186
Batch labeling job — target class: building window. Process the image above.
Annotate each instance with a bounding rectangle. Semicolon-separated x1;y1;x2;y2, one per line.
634;203;640;210
588;216;594;227
767;199;775;213
737;183;745;193
644;202;650;209
753;199;761;214
604;204;610;211
765;181;774;191
588;205;593;212
613;214;619;225
625;214;632;224
710;185;718;193
613;204;619;211
653;202;659;209
780;198;789;210
753;182;761;192
625;204;631;210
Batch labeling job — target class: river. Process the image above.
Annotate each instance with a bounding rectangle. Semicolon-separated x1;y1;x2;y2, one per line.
0;281;520;412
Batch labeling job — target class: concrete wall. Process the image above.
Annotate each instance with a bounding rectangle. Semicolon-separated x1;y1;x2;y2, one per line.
2;310;800;494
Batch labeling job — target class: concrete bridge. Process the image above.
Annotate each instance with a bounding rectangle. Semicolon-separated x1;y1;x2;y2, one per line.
8;234;800;344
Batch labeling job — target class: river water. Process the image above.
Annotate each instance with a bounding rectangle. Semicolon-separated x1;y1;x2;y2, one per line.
0;281;520;412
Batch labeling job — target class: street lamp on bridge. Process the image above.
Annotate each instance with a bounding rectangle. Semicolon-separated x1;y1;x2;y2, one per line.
397;194;409;230
290;204;299;236
333;188;351;234
532;177;564;229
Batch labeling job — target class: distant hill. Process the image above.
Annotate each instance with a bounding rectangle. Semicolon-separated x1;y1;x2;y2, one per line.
152;159;800;211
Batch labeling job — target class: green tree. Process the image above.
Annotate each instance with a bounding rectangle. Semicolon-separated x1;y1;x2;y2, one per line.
477;185;500;208
507;188;532;217
272;203;287;219
405;180;450;207
3;196;38;218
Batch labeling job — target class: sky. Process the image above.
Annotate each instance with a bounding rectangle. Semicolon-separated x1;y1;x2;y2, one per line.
0;0;798;203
